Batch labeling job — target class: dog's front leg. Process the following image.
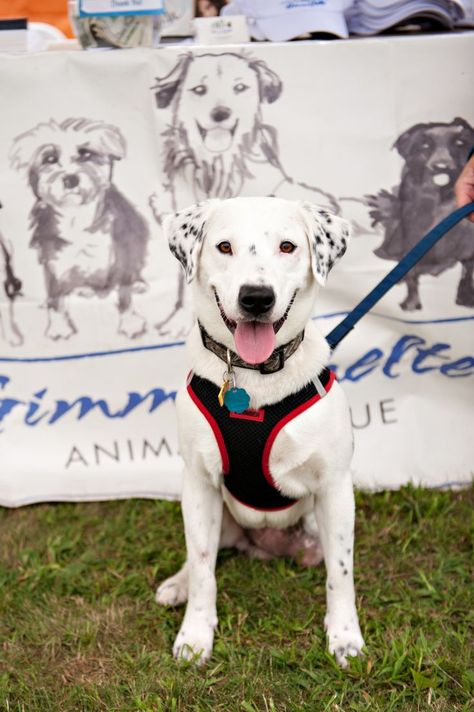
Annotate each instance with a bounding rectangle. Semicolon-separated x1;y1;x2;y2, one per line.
315;471;365;668
173;467;223;664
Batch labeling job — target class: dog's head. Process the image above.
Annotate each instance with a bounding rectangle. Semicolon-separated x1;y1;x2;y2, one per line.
10;118;126;208
163;197;350;364
394;117;474;190
152;52;282;157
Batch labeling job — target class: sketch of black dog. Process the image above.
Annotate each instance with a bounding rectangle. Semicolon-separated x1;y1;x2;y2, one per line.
10;118;150;340
0;203;23;346
368;118;474;311
150;51;338;336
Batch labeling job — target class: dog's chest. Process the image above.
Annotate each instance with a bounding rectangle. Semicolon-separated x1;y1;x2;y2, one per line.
55;211;113;279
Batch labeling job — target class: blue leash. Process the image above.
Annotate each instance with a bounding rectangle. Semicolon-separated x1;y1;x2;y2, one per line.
326;201;474;351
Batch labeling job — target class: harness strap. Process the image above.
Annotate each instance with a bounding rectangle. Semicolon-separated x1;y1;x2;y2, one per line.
326;201;474;351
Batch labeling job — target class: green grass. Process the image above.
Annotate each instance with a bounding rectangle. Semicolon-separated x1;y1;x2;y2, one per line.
0;486;473;711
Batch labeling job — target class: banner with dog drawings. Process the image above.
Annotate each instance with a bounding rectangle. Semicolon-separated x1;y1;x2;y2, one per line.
0;35;473;506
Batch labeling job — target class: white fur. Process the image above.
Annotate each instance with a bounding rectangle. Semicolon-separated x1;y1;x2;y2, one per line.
156;197;364;667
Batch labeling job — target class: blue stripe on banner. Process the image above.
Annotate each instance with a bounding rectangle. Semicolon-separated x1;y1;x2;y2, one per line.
0;340;185;364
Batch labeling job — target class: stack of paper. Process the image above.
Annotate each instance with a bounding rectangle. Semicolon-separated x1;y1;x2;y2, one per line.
345;0;467;34
455;0;474;25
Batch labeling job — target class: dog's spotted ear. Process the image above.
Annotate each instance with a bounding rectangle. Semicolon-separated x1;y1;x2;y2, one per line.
163;200;219;284
300;203;351;286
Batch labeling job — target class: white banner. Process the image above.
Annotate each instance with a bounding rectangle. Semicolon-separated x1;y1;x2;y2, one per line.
0;35;473;506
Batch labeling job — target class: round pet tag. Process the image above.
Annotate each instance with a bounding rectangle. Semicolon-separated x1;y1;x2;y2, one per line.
224;387;250;414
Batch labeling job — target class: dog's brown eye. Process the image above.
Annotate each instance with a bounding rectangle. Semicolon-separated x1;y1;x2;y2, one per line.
280;241;296;254
190;84;207;96
217;241;232;255
234;82;249;94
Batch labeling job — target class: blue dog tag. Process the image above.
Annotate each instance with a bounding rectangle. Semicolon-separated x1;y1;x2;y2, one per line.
224;387;250;414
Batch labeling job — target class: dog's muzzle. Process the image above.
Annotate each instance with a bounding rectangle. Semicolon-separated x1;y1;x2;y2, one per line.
196;120;239;153
213;288;298;365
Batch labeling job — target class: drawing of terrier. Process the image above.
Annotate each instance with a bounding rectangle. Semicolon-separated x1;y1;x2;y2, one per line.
10;118;149;340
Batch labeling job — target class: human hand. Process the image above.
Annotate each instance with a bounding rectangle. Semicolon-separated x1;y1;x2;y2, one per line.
454;154;474;223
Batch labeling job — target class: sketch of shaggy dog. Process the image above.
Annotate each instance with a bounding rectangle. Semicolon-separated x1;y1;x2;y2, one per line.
150;51;338;336
368;118;474;311
10;118;149;340
0;206;23;346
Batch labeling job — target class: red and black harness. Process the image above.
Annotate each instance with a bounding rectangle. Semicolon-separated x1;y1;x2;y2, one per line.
187;368;335;512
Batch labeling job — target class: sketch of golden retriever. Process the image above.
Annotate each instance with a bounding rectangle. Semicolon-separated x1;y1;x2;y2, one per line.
150;51;338;337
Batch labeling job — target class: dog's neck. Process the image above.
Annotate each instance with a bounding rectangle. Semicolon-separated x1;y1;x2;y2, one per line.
187;321;331;410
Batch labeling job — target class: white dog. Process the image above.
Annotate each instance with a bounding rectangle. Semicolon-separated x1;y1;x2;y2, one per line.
10;118;149;341
156;196;365;668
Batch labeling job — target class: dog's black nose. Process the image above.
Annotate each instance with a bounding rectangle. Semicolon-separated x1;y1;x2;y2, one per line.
63;174;80;190
211;106;232;123
239;285;275;317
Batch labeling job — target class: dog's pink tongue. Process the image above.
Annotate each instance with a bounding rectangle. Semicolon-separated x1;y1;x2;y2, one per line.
234;321;276;364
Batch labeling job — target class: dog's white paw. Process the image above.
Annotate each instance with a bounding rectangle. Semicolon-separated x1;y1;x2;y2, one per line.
118;310;147;339
156;572;188;607
325;615;365;668
46;311;76;340
173;615;216;665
